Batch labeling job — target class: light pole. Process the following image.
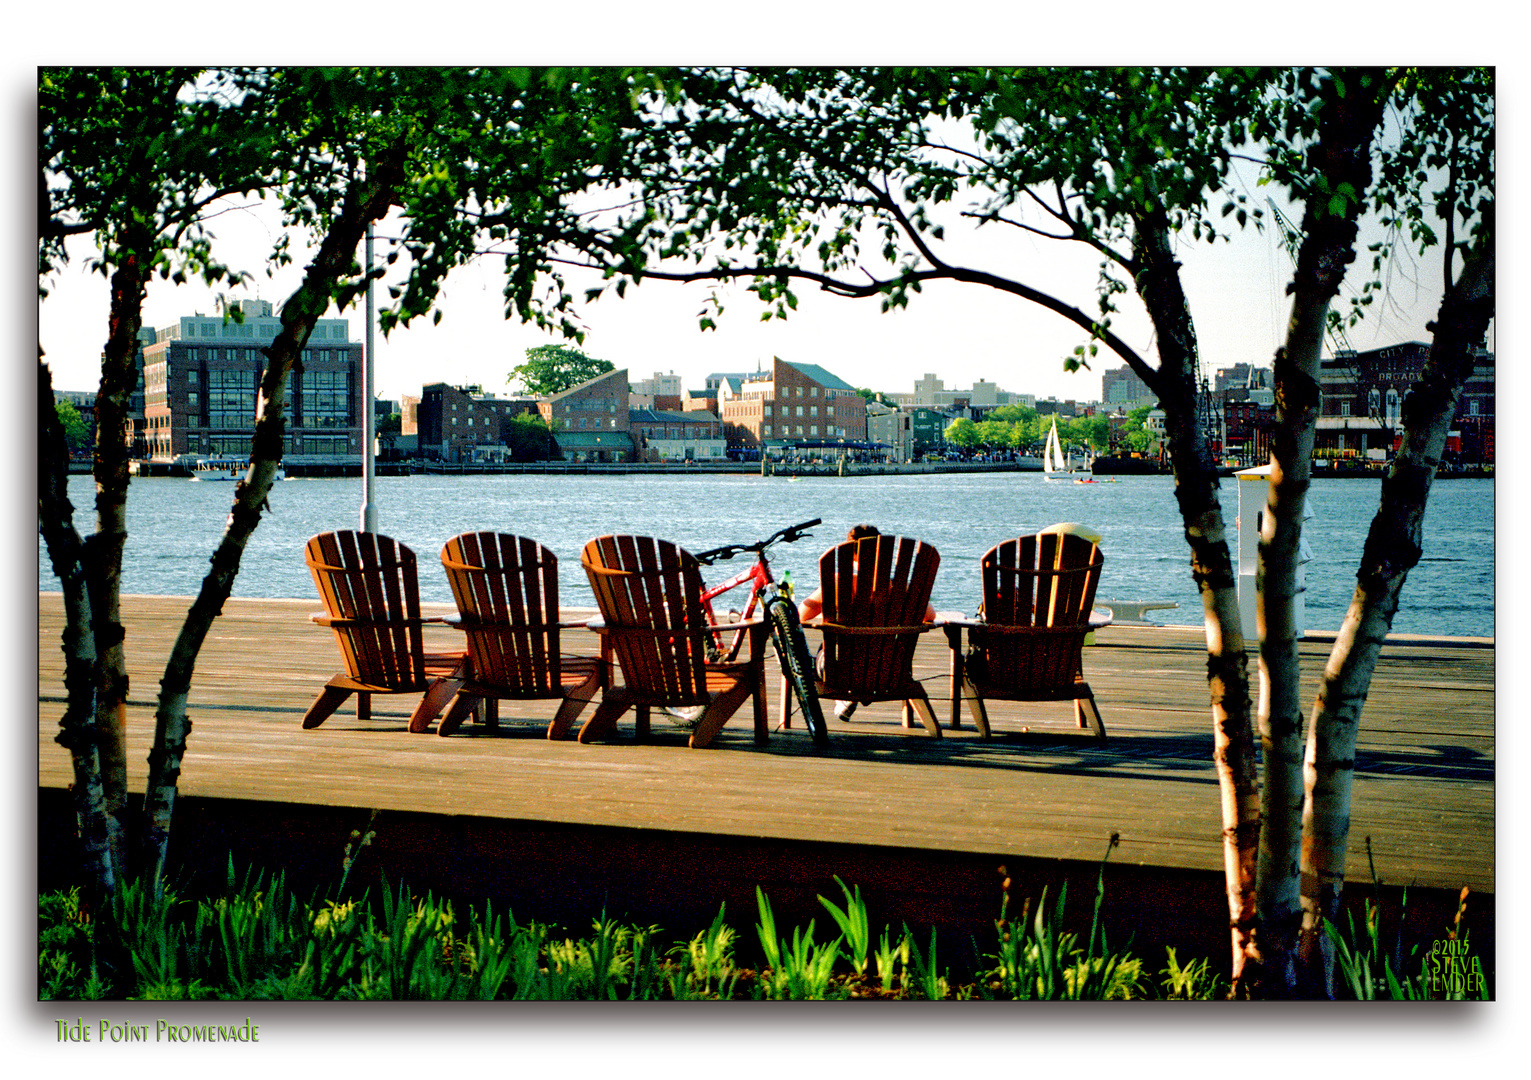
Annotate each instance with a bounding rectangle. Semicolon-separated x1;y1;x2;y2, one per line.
360;219;378;534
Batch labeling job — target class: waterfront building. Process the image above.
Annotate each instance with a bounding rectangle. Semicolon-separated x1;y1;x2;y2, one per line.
865;401;914;463
140;300;360;464
717;357;867;455
538;368;633;462
908;406;951;458
629;408;726;462
1317;342;1494;465
412;383;542;462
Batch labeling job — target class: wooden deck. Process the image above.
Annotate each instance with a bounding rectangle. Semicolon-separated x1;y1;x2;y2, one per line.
37;593;1494;962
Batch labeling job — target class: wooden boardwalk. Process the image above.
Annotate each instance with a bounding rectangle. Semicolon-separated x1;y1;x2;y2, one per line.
38;592;1494;898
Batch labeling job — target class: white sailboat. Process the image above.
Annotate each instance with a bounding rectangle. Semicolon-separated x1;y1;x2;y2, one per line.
1043;417;1069;479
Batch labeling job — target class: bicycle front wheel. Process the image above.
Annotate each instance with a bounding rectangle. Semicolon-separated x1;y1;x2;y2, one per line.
764;593;827;745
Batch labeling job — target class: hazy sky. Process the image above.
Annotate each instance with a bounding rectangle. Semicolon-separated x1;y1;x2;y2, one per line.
36;94;1461;410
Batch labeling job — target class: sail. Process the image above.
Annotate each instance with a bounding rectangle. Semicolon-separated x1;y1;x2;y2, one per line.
1044;418;1067;474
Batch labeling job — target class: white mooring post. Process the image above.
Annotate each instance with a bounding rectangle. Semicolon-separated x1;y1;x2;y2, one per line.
1235;465;1313;641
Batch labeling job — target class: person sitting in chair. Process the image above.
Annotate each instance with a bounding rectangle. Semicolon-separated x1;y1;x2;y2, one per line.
798;524;937;720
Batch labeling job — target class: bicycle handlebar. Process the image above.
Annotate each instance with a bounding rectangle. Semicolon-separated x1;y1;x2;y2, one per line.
693;517;822;565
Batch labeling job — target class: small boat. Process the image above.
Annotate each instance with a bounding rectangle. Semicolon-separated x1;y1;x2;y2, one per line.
188;456;285;482
1043;418;1069;480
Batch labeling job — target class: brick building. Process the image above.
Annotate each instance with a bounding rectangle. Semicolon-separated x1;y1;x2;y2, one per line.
629;408;726;462
717;358;866;453
141;300;360;463
410;383;543;462
1317;342;1494;464
538;368;633;462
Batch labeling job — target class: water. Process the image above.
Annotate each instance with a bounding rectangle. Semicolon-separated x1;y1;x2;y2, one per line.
40;472;1494;638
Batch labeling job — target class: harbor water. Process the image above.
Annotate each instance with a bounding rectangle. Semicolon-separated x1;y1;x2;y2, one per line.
41;472;1494;639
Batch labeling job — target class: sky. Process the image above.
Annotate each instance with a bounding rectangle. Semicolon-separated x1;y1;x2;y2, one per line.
34;83;1467;411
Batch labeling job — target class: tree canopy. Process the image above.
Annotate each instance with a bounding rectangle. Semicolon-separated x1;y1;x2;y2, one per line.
510;344;616;396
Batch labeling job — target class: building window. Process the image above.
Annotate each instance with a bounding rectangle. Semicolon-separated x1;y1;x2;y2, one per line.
1340;402;1350;417
300;370;350;429
208;369;256;428
763;425;773;436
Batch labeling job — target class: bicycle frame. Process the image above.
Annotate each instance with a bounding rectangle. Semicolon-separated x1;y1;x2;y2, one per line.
697;555;776;661
693;518;820;662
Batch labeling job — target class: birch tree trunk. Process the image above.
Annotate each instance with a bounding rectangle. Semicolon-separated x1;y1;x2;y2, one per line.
1255;68;1389;996
1298;231;1495;995
1131;210;1260;991
141;156;404;886
38;357;115;899
88;241;151;876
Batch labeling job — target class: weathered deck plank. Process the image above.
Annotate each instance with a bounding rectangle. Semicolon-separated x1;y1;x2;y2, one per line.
37;593;1494;893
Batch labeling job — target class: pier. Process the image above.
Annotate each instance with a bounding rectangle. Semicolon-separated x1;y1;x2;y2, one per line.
37;593;1494;972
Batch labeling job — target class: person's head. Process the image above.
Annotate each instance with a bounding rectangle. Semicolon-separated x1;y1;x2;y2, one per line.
847;523;880;542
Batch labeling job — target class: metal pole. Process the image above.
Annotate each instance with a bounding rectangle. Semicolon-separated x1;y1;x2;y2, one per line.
360;220;378;533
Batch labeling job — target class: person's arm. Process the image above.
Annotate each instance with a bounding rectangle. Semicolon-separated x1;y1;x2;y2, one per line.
798;588;823;622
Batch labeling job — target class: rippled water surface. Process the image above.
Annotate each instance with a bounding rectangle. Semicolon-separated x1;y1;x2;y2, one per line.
42;472;1494;638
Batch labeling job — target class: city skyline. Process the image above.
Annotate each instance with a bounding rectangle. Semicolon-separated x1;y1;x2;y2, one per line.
38;165;1460;413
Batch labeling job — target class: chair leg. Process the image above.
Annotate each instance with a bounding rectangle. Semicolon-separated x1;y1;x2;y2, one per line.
1078;692;1107;742
907;690;942;739
578;698;630;744
436;692;482;737
301;685;353;729
409;675;463;733
962;676;992;739
691;682;751;749
548;672;601;740
777;672;794;730
356;691;372;721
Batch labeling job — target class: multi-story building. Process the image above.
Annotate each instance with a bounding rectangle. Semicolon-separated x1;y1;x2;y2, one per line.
140;300;360;464
629;408;726;462
412;383;542;462
716;358;866;453
1317;342;1494;464
629;371;684;411
896;373;1025;409
1102;364;1156;408
865;401;913;463
908;407;950;458
538;368;633;462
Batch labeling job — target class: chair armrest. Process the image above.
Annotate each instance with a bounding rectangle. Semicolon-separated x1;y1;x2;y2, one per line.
816;620;943;636
311;613;440;628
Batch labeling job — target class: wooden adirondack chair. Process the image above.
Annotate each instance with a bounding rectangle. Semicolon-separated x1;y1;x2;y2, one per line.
579;535;768;749
302;531;466;730
945;528;1107;741
428;532;605;738
807;533;944;737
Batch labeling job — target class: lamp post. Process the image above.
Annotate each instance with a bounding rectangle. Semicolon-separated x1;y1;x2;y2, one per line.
359;220;378;533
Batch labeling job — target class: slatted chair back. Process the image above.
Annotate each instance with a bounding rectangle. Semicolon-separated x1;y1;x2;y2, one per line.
305;530;428;691
818;534;940;699
976;531;1103;695
442;532;565;696
581;535;711;706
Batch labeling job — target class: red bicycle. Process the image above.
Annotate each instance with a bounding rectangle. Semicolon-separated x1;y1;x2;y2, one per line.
685;518;829;744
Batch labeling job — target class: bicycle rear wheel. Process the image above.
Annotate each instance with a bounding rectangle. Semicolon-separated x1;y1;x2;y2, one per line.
764;593;827;745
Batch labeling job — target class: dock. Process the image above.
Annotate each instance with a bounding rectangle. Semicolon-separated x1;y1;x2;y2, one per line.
37;593;1495;971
